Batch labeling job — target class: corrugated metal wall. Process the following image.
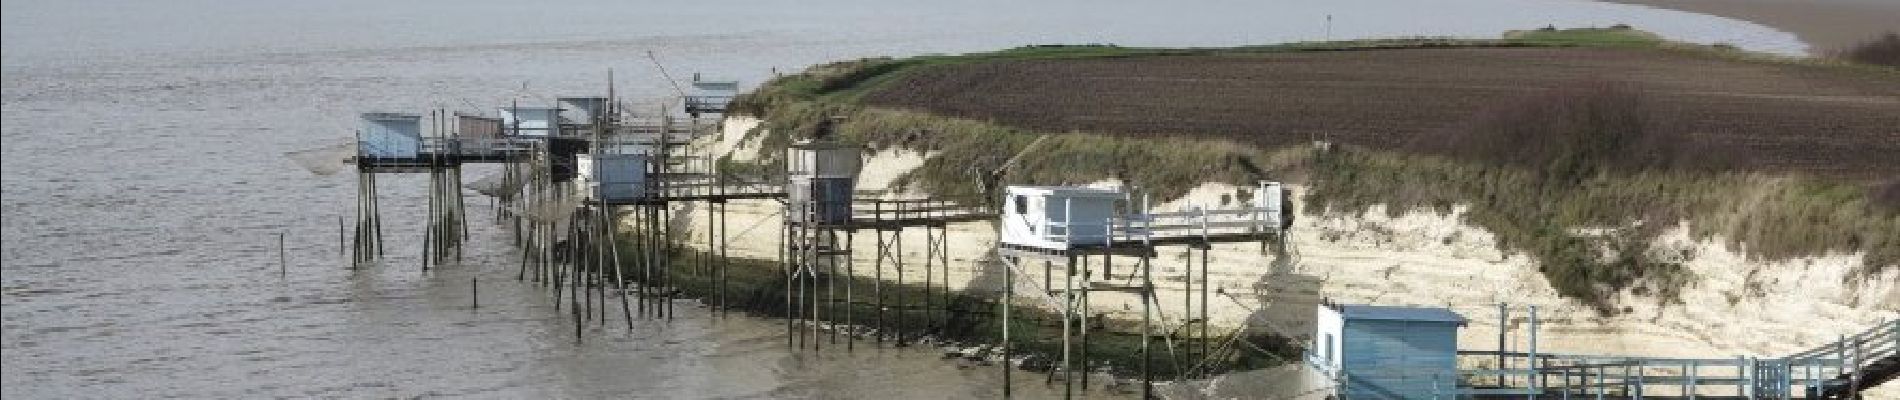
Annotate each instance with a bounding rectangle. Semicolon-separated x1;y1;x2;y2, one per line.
1041;196;1116;244
360;113;421;158
591;154;647;201
456;115;501;138
788;145;860;179
1342;320;1459;399
500;107;558;137
787;177;854;224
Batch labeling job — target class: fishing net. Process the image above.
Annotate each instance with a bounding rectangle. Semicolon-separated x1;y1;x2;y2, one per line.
283;141;356;176
511;194;582;223
467;171;527;199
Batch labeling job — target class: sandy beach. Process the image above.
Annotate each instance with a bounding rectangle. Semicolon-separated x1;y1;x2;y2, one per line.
1603;0;1900;54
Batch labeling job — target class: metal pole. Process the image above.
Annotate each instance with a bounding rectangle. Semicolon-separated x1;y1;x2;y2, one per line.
1688;360;1697;399
1530;305;1539;399
1499;302;1509;386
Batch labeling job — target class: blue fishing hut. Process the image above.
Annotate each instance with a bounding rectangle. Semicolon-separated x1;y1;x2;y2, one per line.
1312;302;1467;399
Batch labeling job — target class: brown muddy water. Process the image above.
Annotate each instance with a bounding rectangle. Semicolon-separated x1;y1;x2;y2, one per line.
1;0;1802;397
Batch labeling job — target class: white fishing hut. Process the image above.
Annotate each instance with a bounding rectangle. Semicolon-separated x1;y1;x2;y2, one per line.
785;140;862;225
500;106;561;137
1311;303;1466;399
999;186;1125;250
557;96;610;125
1254;181;1288;231
684;75;739;116
359;113;423;158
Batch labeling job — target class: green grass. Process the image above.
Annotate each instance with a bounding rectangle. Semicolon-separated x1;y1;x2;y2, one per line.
723;28;1900;313
1503;26;1664;47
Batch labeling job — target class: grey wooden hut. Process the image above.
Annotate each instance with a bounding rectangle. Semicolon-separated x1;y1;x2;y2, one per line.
1312;302;1467;399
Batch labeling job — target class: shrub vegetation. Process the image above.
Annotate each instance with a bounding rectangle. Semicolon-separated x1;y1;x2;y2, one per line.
1838;32;1900;67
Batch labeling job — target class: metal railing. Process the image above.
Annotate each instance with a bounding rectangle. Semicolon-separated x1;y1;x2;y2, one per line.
1036;206;1282;247
416;137;540;158
1449;319;1899;398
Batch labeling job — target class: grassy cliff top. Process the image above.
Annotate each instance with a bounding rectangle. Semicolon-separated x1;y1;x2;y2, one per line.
727;28;1899;312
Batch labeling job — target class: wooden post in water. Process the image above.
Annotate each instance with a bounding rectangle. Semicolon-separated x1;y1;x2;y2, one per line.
845;228;854;351
608;207;632;330
874;202;886;344
894;221;905;346
1080;255;1091;390
1002;252;1014;398
279;232;287;278
1142;247;1154;399
782;210;793;348
472;277;479;309
1199;242;1209;368
937;216;950;342
827;229;839;345
1063;253;1075;399
1183;240;1193;369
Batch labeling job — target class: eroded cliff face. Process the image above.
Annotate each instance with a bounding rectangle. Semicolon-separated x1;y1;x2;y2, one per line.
655;116;1898;394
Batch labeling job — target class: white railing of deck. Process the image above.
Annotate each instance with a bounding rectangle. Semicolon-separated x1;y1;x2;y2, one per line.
1038;207;1280;246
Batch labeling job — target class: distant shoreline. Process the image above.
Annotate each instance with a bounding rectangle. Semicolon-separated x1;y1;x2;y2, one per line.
1601;0;1900;55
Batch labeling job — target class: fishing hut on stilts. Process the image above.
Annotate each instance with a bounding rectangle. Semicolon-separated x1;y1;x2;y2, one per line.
351;111;530;269
777;120;993;352
991;181;1291;399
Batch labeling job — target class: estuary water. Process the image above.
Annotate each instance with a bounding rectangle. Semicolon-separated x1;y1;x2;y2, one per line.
1;0;1804;398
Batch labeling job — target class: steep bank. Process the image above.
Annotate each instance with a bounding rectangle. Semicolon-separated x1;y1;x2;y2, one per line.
677;34;1900;394
674;120;1900;396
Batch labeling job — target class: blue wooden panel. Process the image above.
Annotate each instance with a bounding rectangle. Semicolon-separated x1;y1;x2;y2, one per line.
360;113;421;158
593;154;647;201
1341;320;1460;399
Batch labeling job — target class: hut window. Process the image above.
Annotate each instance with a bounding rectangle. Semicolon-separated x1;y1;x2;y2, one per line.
1014;195;1028;215
1323;333;1334;363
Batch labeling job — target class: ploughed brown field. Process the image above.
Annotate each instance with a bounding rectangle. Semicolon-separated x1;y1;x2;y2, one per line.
862;47;1900;178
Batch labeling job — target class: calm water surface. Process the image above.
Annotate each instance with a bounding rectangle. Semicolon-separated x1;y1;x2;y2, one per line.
1;0;1801;398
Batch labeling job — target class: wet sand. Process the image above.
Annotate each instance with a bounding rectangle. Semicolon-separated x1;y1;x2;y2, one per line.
1603;0;1900;55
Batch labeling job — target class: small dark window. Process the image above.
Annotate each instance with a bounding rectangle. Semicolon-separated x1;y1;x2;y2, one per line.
1014;195;1028;215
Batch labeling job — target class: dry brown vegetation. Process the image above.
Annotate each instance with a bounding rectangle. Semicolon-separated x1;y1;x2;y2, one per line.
1839;32;1900;67
862;47;1900;179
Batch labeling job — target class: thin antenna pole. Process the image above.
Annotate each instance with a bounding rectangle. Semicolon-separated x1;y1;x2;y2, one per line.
1325;14;1333;41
